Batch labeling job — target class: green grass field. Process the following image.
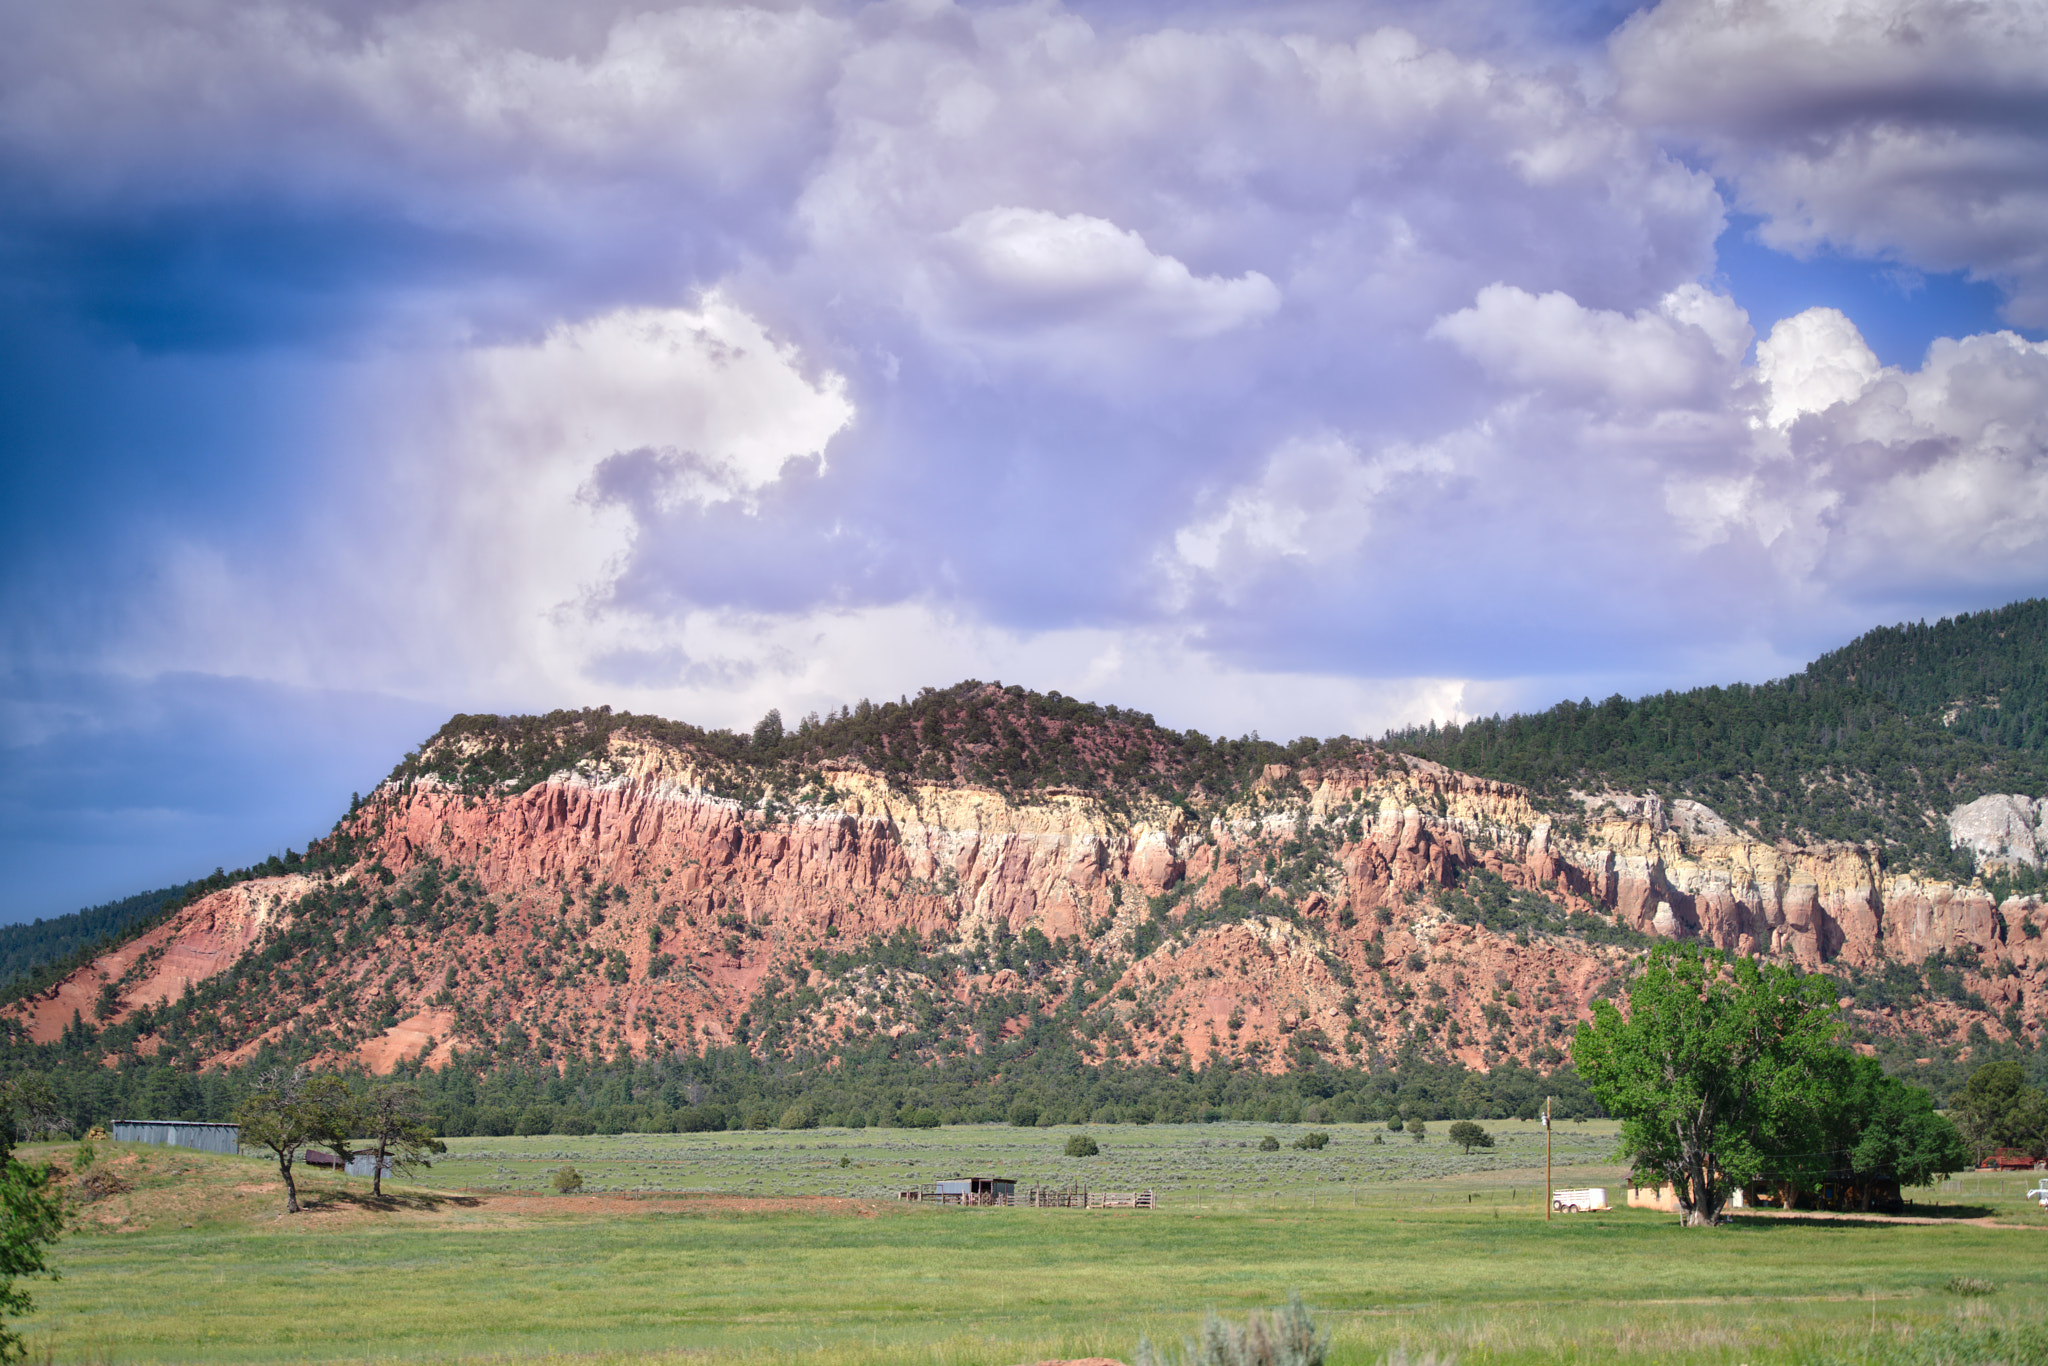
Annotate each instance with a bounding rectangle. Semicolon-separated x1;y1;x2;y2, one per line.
421;1117;1625;1203
25;1126;2048;1366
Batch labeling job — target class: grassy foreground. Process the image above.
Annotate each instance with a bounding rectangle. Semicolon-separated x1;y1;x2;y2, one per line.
24;1128;2048;1365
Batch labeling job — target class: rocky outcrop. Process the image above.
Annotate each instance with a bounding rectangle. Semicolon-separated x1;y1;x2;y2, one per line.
14;731;2044;1076
1949;793;2045;871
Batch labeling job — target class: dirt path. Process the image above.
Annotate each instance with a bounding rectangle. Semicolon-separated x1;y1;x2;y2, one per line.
1732;1208;2044;1231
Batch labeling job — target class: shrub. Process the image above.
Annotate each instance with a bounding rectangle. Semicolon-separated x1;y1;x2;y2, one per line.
900;1107;942;1129
1945;1276;1995;1297
1135;1291;1327;1366
550;1166;584;1194
779;1102;817;1130
1065;1134;1100;1157
1408;1119;1428;1141
1386;1116;1404;1133
1447;1120;1494;1153
1292;1132;1329;1151
1009;1101;1040;1127
1257;1135;1281;1151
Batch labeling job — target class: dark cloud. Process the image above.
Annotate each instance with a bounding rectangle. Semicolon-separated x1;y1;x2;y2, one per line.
0;670;446;921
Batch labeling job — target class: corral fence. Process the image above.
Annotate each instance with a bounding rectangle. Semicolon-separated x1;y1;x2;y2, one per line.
1088;1189;1155;1209
898;1185;1156;1210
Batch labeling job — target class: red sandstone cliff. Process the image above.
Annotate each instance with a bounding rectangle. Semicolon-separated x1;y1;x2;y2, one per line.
14;724;2042;1076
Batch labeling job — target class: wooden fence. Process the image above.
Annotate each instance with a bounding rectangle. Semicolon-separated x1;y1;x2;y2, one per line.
898;1187;1156;1210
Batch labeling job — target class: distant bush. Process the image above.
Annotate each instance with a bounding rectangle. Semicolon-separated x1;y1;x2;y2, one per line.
1009;1101;1040;1127
1292;1132;1328;1151
1408;1119;1428;1141
1135;1291;1327;1366
1386;1116;1404;1133
550;1166;583;1194
1065;1134;1099;1157
778;1102;817;1130
1447;1121;1494;1153
558;1113;596;1136
1945;1276;1995;1297
1257;1135;1281;1152
899;1107;942;1129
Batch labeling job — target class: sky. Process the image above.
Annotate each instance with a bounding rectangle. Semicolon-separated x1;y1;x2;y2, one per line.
3;0;2047;922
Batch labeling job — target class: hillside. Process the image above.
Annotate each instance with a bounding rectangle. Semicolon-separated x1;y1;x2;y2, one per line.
0;881;192;996
6;649;2047;1136
1387;600;2048;889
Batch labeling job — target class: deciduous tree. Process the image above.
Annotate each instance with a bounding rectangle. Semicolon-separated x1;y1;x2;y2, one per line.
235;1067;327;1214
1951;1060;2048;1163
1572;945;1842;1226
360;1085;445;1198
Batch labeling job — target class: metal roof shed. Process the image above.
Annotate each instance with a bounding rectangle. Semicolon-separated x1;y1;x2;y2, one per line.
112;1121;242;1155
933;1177;1016;1205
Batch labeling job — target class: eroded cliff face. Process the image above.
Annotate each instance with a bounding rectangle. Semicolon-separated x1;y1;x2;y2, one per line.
16;733;2044;1076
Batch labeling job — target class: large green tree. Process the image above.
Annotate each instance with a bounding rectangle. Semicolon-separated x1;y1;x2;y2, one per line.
1951;1060;2048;1163
0;1078;66;1361
1572;946;1843;1225
1783;1054;1969;1208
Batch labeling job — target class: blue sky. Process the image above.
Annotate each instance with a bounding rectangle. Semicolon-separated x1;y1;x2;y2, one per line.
4;0;2047;922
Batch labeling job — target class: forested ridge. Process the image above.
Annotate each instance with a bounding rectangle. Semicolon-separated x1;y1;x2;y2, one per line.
390;679;1356;821
0;884;190;997
1387;600;2048;882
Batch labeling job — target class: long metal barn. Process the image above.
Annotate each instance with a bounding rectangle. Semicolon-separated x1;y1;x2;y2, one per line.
111;1120;242;1155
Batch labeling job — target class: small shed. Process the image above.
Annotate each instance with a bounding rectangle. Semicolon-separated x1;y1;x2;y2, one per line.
1982;1149;2046;1171
305;1148;394;1179
935;1177;1015;1204
111;1121;241;1156
899;1177;1016;1205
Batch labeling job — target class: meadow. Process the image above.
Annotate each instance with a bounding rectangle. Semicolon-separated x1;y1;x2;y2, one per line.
25;1124;2048;1366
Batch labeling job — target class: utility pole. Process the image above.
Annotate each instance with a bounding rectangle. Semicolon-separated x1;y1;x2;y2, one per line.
1543;1096;1553;1223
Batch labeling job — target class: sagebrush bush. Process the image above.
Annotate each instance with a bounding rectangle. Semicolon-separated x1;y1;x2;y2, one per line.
550;1165;584;1193
1065;1134;1099;1157
1257;1135;1280;1151
1135;1292;1327;1366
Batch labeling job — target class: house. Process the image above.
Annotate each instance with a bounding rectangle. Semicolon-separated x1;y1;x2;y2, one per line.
1624;1183;1750;1213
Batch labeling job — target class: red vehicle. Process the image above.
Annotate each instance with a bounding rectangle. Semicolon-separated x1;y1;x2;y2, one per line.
1979;1148;2045;1171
